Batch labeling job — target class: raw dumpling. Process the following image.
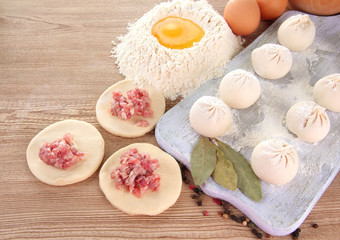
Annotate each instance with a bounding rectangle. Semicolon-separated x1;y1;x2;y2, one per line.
251;139;299;185
313;73;340;112
99;143;182;215
189;96;232;138
286;101;330;143
219;69;261;109
96;79;165;138
251;43;292;80
26;120;105;186
278;14;315;52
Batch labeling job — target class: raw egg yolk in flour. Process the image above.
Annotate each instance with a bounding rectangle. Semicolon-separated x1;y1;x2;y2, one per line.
151;16;205;50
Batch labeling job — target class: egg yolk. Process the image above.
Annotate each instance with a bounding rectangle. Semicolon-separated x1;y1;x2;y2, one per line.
151;16;205;50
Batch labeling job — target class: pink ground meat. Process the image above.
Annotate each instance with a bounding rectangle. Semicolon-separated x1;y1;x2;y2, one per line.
110;88;153;125
39;133;85;169
110;148;160;198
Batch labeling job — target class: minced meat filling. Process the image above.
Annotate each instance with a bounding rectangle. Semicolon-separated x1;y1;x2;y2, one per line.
39;133;85;169
110;88;153;125
110;148;160;198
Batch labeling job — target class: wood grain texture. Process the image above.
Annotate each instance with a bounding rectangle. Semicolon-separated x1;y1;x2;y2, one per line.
0;0;338;239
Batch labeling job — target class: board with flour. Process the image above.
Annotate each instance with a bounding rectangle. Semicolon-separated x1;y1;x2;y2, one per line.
155;11;340;236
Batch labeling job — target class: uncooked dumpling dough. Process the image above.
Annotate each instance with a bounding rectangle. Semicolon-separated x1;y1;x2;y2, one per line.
99;143;182;215
219;69;261;109
189;96;232;138
26;120;105;186
251;43;292;80
96;79;165;138
313;73;340;112
278;14;315;52
286;101;330;143
251;139;299;185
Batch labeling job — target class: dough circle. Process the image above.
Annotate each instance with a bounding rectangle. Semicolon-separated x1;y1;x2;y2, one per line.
278;14;315;52
26;120;105;186
313;73;340;112
251;139;299;185
189;96;233;138
219;69;261;109
96;79;165;138
286;101;330;143
99;143;182;215
251;43;292;80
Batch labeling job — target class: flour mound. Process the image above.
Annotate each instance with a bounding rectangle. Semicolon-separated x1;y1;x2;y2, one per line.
113;0;242;100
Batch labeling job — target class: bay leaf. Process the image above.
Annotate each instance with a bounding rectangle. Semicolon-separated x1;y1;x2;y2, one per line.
217;140;262;202
190;136;216;186
212;148;237;191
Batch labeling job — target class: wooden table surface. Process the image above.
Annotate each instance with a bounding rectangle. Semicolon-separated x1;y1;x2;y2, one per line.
1;0;339;239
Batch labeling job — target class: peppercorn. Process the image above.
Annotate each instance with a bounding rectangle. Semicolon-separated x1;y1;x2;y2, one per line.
197;200;202;206
252;229;258;234
240;216;246;222
292;230;299;238
222;201;230;210
191;194;199;199
231;215;237;221
242;221;247;226
218;211;223;217
203;210;208;216
236;217;243;223
189;185;195;190
248;221;255;228
223;210;230;215
193;187;200;193
312;223;319;228
222;214;229;219
265;233;271;238
256;232;263;239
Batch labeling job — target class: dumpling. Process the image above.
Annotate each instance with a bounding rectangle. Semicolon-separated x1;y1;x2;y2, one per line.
219;69;261;109
189;96;232;138
286;101;330;143
251;139;299;185
313;73;340;112
251;43;292;80
278;14;315;52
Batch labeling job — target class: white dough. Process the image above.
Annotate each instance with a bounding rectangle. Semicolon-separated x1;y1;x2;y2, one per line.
99;143;182;215
96;79;165;138
219;69;261;109
251;43;292;80
278;14;315;52
313;73;340;112
26;120;105;186
251;139;299;186
286;101;330;143
189;96;232;138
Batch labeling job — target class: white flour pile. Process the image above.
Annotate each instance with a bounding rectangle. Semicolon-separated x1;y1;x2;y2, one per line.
112;0;242;100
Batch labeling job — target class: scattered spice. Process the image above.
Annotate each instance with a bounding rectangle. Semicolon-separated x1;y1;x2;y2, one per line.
292;228;301;238
312;223;319;228
265;233;271;238
203;210;209;216
189;185;195;190
197;200;203;206
242;221;247;226
218;211;223;217
191;194;199;199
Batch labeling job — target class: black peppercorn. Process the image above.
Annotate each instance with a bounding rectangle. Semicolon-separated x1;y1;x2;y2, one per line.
197;200;202;206
256;232;263;239
312;223;319;228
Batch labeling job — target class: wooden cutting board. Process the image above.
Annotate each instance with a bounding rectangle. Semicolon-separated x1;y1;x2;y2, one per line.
156;11;340;236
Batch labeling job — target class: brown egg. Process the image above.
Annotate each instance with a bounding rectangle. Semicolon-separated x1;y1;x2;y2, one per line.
224;0;261;36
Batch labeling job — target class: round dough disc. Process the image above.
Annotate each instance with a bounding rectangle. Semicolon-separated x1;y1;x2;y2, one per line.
96;80;166;138
26;120;105;186
99;143;182;215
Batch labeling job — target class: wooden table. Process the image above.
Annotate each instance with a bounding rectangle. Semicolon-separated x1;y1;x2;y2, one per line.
1;0;339;239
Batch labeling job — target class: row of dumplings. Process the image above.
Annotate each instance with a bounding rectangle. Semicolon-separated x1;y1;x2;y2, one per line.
189;14;339;186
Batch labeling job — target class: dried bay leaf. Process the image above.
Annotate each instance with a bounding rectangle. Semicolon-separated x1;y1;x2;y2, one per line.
190;136;216;186
217;140;262;202
212;148;237;191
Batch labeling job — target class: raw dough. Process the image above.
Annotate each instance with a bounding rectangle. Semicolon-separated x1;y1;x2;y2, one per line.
99;143;182;215
313;73;340;112
96;79;165;138
189;96;233;138
251;43;292;80
278;14;315;52
286;101;330;143
26;120;105;186
251;139;299;185
219;69;261;109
